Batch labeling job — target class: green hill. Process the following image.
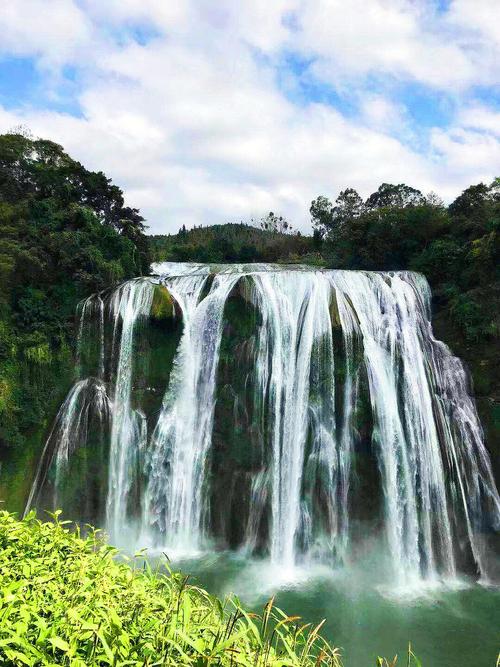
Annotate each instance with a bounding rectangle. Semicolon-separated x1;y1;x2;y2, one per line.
149;222;320;264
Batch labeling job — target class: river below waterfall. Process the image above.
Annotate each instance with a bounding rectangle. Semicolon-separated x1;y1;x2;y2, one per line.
162;550;500;666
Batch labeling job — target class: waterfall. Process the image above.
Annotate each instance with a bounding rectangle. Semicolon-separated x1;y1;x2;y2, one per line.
27;264;500;586
76;294;106;379
24;378;111;517
412;273;500;580
106;279;155;542
330;272;454;585
333;284;361;563
144;266;243;552
142;265;209;548
250;271;336;568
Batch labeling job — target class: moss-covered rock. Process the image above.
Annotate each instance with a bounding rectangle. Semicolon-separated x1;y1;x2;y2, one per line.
0;342;75;514
150;284;174;321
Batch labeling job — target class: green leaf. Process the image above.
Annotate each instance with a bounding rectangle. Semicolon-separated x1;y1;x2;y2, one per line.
5;650;33;665
49;636;70;652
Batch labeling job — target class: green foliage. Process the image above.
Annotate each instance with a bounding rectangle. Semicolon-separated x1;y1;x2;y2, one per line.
150;223;318;265
311;184;427;242
0;511;343;666
364;183;425;210
310;195;335;238
150;284;174;322
0;132;149;496
310;190;365;239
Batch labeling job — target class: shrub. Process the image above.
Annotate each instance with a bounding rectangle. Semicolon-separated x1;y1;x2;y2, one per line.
0;511;343;666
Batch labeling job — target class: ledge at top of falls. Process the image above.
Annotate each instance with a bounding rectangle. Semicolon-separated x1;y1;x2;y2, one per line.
150;260;427;279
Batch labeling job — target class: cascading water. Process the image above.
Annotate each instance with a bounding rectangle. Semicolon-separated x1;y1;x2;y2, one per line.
26;263;500;588
142;263;221;551
330;272;454;585
250;271;337;569
106;279;155;543
24;378;111;516
333;285;361;563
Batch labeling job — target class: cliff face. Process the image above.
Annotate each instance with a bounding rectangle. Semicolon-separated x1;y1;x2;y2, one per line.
0;132;150;513
2;276;499;522
0;346;75;513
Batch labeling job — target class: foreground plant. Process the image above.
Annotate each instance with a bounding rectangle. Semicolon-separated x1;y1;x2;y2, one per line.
376;645;421;666
0;511;343;666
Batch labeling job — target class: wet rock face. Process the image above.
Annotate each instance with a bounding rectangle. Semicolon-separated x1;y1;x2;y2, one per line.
209;284;382;552
211;285;263;549
132;286;182;431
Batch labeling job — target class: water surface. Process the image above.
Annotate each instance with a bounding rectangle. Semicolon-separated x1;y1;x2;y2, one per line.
164;550;500;667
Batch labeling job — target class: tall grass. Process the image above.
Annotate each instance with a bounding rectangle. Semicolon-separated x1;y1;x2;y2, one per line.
0;511;343;666
0;511;424;666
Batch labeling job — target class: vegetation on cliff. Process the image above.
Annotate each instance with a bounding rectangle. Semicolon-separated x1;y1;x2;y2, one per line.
149;221;319;265
0;132;150;507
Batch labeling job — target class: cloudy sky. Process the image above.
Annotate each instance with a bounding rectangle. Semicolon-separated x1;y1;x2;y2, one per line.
1;1;499;233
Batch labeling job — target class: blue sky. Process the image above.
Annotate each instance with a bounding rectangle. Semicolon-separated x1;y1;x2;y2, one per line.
0;0;499;233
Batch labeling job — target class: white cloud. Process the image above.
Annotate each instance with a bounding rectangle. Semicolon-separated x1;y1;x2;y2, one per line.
0;0;94;67
430;125;500;189
359;95;413;138
447;0;500;46
457;106;500;138
295;0;479;90
0;0;499;233
81;0;191;31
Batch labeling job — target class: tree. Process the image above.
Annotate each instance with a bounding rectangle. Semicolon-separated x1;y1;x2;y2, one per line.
334;188;364;225
448;183;494;239
0;132;151;274
260;211;292;234
489;177;500;201
449;183;490;219
425;191;445;207
310;189;364;240
310;196;333;238
365;183;424;210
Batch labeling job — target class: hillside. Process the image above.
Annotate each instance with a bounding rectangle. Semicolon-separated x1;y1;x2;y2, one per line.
149;222;320;264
